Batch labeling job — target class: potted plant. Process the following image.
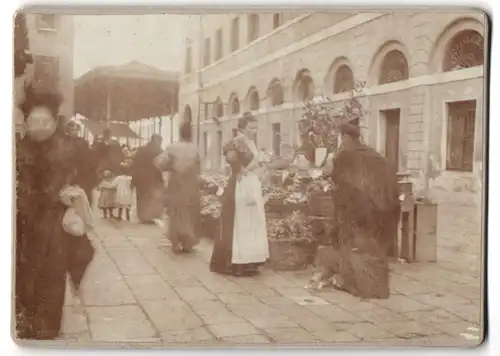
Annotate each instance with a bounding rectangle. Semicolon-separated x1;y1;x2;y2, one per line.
267;211;317;270
306;177;335;217
298;82;367;217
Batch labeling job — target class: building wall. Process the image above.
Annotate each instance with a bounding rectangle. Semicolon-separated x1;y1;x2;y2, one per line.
179;10;487;205
26;14;74;119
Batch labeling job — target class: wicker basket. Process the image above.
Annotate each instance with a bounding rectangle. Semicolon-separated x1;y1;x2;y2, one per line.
268;240;318;271
308;192;333;217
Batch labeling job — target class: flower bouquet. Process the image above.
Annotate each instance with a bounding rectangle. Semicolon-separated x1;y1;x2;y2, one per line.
264;184;310;219
298;82;367;166
267;211;318;270
306;176;334;217
200;173;228;196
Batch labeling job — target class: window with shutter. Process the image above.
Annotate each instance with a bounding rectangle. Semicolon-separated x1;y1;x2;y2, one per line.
231;17;240;52
272;123;281;156
446;101;476;172
249;90;259;111
273;14;282;29
268;79;284;106
214;98;224;118
215;29;223;61
36;14;57;31
333;65;355;94
203;38;211;67
247;14;259;43
216;130;223;168
203;132;208;157
231;96;240;115
185;46;192;74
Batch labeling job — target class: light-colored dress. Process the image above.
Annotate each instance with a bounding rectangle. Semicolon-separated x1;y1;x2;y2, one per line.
98;179;117;209
114;175;133;208
210;134;269;274
231;136;269;264
154;142;201;251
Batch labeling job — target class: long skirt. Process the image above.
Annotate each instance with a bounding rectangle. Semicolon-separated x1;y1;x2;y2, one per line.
168;204;200;251
136;184;164;222
210;173;269;275
15;207;95;340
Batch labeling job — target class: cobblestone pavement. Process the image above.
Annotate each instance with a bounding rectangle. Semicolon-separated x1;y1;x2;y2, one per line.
57;204;483;347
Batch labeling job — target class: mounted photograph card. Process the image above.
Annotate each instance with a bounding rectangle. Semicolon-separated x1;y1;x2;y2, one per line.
12;7;487;348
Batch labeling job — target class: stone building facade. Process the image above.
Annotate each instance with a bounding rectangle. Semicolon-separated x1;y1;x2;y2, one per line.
25;13;74;119
179;10;486;205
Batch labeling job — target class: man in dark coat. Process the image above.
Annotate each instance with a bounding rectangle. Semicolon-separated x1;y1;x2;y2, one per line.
66;120;98;204
131;134;165;223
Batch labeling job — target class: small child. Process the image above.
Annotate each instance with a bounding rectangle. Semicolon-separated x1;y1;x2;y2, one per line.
97;170;117;219
114;174;133;221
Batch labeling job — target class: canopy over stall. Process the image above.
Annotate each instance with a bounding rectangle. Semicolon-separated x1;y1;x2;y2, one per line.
74;61;179;124
79;119;140;139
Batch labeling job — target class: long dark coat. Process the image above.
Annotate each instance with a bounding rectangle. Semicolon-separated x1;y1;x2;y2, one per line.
15;130;95;340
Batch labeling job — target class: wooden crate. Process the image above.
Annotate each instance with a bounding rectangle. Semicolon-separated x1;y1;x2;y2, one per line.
308;192;333;217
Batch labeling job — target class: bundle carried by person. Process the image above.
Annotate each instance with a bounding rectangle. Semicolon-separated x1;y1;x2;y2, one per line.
59;184;94;237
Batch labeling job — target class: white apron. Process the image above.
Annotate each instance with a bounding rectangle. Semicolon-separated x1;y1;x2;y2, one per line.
231;137;269;264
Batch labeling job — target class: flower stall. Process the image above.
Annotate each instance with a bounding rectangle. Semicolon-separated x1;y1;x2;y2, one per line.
199;173;227;239
197;83;367;270
267;211;317;270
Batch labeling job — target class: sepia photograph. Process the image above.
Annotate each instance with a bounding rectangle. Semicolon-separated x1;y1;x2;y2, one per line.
13;8;486;348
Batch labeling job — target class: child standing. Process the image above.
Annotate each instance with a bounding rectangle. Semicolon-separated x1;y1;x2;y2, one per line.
114;158;134;221
114;175;133;221
98;170;117;218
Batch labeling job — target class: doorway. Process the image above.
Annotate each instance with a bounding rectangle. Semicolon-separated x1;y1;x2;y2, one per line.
381;108;401;172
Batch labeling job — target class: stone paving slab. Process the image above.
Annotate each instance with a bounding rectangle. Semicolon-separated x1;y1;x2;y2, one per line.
58;211;483;347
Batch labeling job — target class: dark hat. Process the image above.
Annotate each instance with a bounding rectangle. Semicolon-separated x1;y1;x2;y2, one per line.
21;84;62;119
339;122;361;139
237;111;257;129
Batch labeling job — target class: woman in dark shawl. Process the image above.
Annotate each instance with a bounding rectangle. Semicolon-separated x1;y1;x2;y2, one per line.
326;122;400;299
154;122;201;253
210;113;269;276
15;86;95;340
131;134;165;223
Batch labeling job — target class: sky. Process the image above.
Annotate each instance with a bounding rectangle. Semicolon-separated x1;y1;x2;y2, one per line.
72;15;183;78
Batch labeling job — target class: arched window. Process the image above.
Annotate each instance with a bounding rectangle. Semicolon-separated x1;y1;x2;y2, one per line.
213;98;224;118
378;50;409;85
333;65;355;93
183;105;192;124
230;95;240;115
249;90;259;111
294;69;314;102
444;30;484;72
267;79;284;106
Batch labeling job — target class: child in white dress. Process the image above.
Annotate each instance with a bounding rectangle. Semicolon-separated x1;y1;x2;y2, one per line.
97;170;117;219
114;159;134;221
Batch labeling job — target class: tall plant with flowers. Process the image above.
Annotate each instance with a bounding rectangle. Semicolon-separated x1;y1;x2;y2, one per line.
298;80;367;157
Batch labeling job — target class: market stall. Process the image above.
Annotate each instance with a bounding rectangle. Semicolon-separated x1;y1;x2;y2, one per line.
74;61;179;144
198;87;366;272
